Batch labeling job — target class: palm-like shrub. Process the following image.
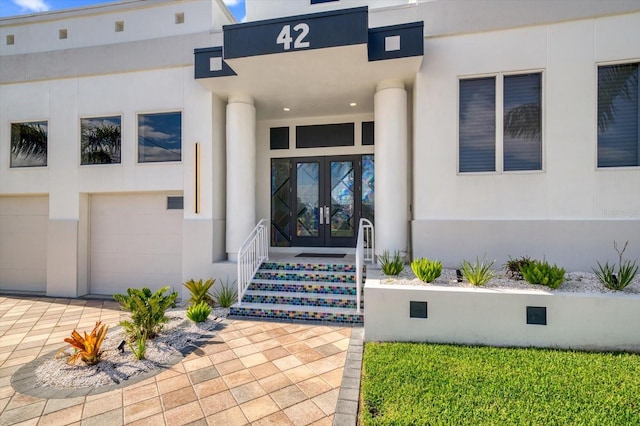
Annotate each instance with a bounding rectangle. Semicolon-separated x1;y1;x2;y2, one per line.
183;278;215;306
460;256;495;286
56;321;108;365
379;250;404;276
113;286;178;340
411;258;442;283
520;260;565;289
187;301;212;322
213;279;238;308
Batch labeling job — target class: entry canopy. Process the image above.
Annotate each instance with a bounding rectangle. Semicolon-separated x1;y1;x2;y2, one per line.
195;6;423;120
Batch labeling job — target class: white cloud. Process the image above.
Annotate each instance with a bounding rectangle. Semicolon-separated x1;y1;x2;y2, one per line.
139;125;172;140
13;0;50;13
223;0;241;6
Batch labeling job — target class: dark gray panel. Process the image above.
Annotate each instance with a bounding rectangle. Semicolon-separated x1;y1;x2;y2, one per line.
296;123;354;148
526;306;547;325
194;46;237;79
368;22;424;62
362;121;374;146
270;127;289;150
167;196;184;210
410;301;428;318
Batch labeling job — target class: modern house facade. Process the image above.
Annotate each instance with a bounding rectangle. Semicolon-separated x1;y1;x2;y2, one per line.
1;0;639;299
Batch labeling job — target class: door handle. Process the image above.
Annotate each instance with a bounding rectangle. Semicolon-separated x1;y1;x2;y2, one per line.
319;206;323;225
325;206;330;225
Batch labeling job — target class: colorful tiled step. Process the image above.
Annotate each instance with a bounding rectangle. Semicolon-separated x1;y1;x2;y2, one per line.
242;290;363;309
248;280;359;295
253;270;355;283
230;303;363;324
260;262;356;272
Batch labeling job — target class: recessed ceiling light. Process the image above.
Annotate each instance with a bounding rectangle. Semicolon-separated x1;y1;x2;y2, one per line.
350;102;357;107
283;107;290;112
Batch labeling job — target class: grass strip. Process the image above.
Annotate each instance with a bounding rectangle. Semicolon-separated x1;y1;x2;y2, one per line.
361;342;640;425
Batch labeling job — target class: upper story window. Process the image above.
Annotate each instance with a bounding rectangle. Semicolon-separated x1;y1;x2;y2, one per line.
597;62;639;168
311;0;339;4
81;116;121;165
459;72;542;173
10;121;48;168
138;112;182;163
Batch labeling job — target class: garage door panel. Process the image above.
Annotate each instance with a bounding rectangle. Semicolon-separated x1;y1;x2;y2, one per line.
90;193;183;295
0;196;48;292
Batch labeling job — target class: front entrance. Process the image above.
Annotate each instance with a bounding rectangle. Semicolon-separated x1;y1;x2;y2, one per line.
271;155;374;248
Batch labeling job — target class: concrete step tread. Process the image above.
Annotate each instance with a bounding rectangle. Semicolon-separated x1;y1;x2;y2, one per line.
232;302;362;315
245;290;356;300
249;279;357;287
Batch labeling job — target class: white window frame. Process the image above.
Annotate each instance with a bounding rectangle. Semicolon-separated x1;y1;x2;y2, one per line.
136;110;183;165
457;70;545;175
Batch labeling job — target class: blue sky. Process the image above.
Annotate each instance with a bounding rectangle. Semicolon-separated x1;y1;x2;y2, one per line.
0;0;245;21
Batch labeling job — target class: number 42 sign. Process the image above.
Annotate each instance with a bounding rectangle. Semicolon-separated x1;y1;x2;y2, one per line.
276;23;310;50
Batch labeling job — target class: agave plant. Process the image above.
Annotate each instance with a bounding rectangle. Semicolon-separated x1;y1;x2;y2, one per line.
56;321;109;366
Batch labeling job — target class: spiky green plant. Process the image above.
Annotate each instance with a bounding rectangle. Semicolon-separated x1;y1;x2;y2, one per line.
460;256;495;286
593;241;638;291
187;301;212;322
504;256;533;280
129;329;146;360
379;250;405;276
113;286;178;340
183;278;215;306
520;260;565;289
411;258;442;283
213;279;238;308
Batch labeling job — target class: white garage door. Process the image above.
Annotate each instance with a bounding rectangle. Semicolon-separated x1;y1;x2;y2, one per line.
90;193;183;295
0;196;48;292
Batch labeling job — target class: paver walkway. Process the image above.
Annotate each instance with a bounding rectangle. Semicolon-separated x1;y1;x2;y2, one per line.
0;295;360;425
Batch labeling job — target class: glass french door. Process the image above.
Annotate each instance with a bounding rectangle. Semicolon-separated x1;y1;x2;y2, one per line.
271;155;374;248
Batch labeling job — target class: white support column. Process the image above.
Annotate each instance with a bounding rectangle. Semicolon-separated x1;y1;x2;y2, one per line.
226;94;256;261
374;80;408;257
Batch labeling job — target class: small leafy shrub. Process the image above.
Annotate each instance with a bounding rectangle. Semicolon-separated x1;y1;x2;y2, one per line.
213;279;238;308
460;256;495;286
593;241;638;291
56;321;108;365
504;256;533;280
187;301;212;322
379;250;404;276
520;260;565;289
113;286;178;340
129;330;146;360
411;258;442;283
183;278;215;306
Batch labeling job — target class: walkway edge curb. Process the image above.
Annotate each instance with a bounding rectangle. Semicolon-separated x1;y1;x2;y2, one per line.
333;327;363;426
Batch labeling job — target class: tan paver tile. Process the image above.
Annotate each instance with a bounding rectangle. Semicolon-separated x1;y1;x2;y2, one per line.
283;400;325;426
304;336;330;348
182;355;213;372
284;342;311;354
229;381;266;404
273;354;303;371
163;400;204;426
297;376;333;398
258;372;293;393
239;395;279;423
307;358;338;375
193;377;228;399
199;389;236;416
312;389;340;416
254;339;280;351
156;373;190;394
82;390;121;418
123;382;159;405
206;405;249;426
262;346;290;361
6;392;41;410
232;344;261;358
314;343;342;357
0;400;46;425
123;396;162;423
309;416;334;426
325;352;347;367
275;334;300;346
209;348;238;364
216;358;245;376
295;348;324;363
126;412;164;426
225;337;252;349
239;325;263;337
320;367;344;388
283;365;316;384
161;386;197;411
38;403;83;426
248;361;279;380
203;342;230;355
270;384;307;409
222;369;254;388
252;411;296;426
239;352;268;368
246;332;271;343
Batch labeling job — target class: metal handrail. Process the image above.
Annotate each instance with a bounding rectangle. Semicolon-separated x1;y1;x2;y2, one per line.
355;218;374;314
237;219;269;305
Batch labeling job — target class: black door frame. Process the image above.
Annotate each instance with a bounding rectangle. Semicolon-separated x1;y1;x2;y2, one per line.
289;155;362;248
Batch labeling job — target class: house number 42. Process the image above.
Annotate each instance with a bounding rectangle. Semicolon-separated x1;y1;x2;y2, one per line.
276;23;310;50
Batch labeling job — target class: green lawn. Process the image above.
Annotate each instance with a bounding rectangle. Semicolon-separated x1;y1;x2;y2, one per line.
361;342;640;425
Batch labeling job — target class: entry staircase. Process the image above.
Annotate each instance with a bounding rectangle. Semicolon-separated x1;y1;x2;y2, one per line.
229;218;374;325
229;261;364;324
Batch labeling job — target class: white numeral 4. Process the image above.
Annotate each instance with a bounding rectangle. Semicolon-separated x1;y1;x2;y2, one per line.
277;23;310;51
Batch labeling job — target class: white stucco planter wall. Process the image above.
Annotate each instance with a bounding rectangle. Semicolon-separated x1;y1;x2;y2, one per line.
364;280;640;352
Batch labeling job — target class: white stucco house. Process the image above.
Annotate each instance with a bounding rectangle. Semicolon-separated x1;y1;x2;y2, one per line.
1;0;639;300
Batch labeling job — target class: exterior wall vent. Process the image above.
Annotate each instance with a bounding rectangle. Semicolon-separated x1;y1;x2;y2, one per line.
115;21;124;32
175;13;185;24
167;196;184;210
6;34;14;45
59;29;68;40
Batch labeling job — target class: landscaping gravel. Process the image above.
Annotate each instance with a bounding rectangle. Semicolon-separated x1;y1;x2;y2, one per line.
373;267;640;294
35;307;229;389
